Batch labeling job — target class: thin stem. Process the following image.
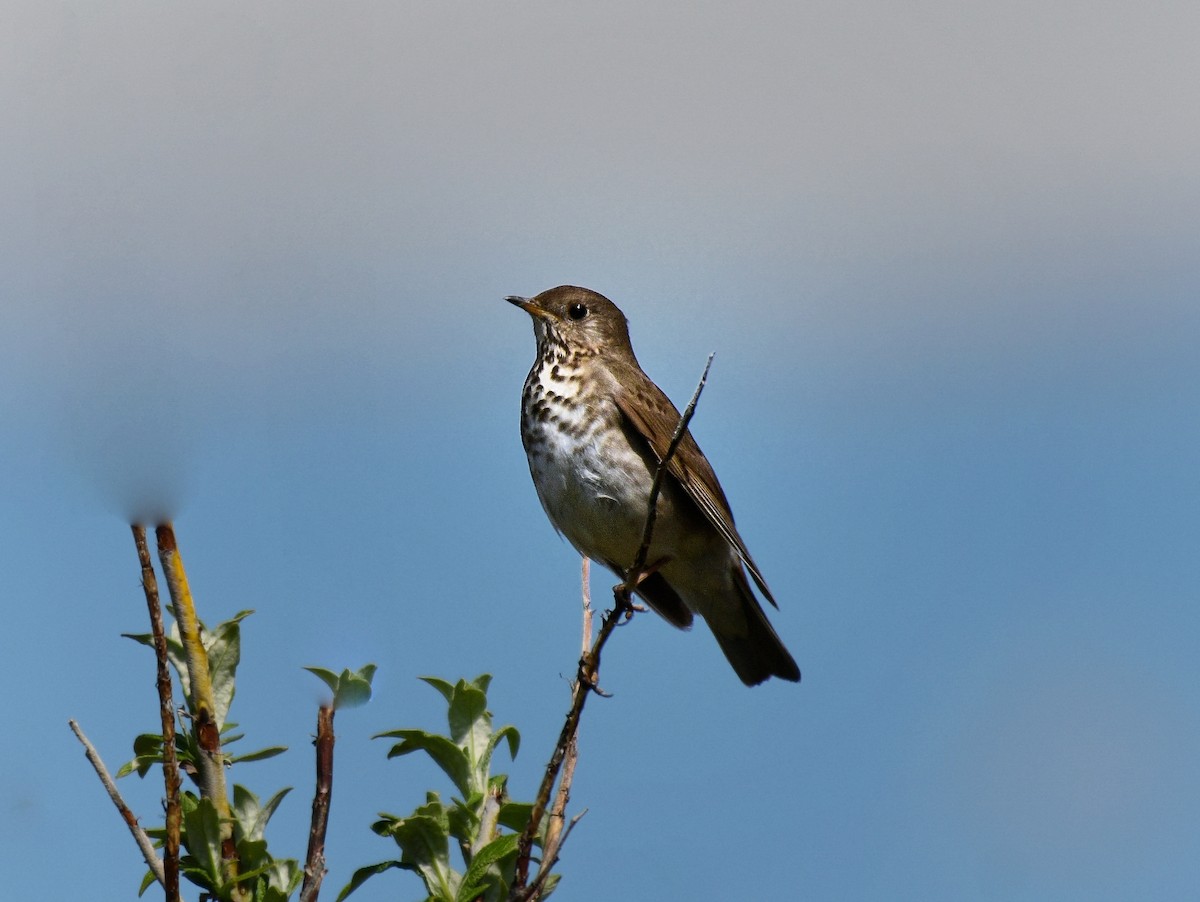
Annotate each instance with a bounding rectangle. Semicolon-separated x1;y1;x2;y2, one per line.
299;705;335;902
155;523;246;902
69;719;166;889
132;524;182;902
536;558;592;885
625;352;714;583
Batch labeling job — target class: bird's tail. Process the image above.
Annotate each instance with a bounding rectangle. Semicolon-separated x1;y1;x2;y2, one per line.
710;569;801;686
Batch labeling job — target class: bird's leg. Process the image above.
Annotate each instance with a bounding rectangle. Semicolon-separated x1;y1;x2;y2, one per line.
613;555;671;617
580;555;592;621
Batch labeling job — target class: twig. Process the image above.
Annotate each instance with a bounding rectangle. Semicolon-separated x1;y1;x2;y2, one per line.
155;523;246;902
132;524;182;902
534;558;591;888
580;556;591;636
509;357;714;900
509;599;626;898
69;719;166;889
524;809;588;902
624;353;715;586
299;705;336;902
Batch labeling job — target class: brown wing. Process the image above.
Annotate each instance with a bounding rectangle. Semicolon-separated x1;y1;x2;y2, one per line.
612;361;779;608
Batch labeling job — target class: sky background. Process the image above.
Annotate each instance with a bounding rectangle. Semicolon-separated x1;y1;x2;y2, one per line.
3;2;1198;899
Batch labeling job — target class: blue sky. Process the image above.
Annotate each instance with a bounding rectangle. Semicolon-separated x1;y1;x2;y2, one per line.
3;3;1198;900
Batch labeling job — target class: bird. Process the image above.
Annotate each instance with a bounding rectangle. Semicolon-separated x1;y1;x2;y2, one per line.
507;285;800;685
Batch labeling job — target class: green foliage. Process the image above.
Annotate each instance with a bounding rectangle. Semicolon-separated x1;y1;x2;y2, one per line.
104;568;572;902
304;664;377;710
122;609;373;901
340;675;555;902
121;610;286;781
140;789;302;901
124;609;253;726
115;720;288;782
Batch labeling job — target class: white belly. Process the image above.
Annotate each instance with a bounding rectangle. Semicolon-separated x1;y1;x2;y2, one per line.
524;391;654;570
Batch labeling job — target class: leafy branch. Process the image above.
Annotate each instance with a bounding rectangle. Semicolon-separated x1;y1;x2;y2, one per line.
73;523;373;902
341;675;534;902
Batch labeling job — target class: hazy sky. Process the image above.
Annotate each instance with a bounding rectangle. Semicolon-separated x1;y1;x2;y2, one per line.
3;3;1198;900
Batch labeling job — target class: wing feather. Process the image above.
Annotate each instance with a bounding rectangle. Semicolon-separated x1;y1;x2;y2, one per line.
612;366;779;608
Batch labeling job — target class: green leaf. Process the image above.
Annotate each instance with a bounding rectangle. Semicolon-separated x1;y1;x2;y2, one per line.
180;863;218;892
377;729;472;798
415;676;495;796
445;679;489;751
378;794;458;900
370;811;403;837
228;745;288;765
419;675;456;705
237;838;271;876
133;732;164;756
206;612;250;726
136;869;156;896
306;664;377;710
181;797;225;892
481;724;520;779
497;802;536;837
334;672;373;709
231;783;292;844
446;797;481;847
116;755;157;779
234;847;301;892
268;858;303;896
457;833;519;902
232;783;260;830
540;872;562;899
336;860;403;902
116;730;197;780
252;786;293;839
304;666;341;696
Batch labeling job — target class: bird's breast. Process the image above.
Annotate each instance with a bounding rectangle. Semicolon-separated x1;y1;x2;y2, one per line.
520;366;655;565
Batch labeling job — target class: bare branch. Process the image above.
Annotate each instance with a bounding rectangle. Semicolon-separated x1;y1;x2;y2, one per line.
299;705;336;902
536;558;591;890
69;719;166;890
524;808;588;902
132;524;182;902
624;352;715;585
579;556;592;649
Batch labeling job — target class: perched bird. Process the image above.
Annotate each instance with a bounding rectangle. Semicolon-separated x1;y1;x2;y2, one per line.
507;285;800;685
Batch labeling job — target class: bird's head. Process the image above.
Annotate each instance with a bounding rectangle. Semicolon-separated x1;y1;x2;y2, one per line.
506;285;633;360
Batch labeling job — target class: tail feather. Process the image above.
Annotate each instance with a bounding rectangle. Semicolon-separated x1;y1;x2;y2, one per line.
709;570;800;686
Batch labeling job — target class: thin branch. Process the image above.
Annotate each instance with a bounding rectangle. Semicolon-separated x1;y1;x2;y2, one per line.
510;356;714;900
624;352;715;585
155;523;246;902
524;808;588;902
69;719;166;889
535;558;591;888
299;705;336;902
132;524;182;902
509;596;626;897
579;556;592;641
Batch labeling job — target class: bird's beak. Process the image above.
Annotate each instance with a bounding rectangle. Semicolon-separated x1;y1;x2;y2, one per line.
506;295;555;321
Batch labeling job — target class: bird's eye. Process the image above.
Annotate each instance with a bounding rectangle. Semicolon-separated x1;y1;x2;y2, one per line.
567;303;588;320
